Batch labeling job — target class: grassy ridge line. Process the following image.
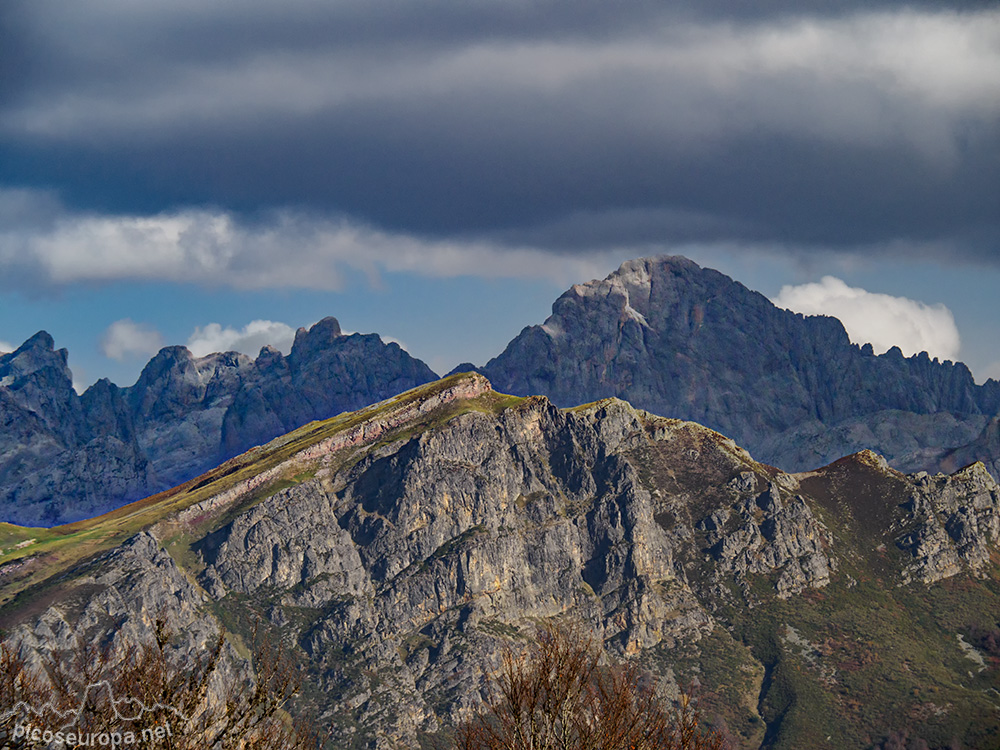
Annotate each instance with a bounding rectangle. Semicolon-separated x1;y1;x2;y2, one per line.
161;373;494;535
0;373;493;608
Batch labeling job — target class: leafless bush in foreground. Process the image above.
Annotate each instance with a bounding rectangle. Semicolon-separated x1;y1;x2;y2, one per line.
455;622;728;750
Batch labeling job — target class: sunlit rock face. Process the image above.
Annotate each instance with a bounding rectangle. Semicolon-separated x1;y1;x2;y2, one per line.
5;254;1000;528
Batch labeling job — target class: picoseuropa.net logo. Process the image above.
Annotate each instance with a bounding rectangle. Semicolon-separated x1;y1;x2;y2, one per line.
1;679;189;748
10;721;174;748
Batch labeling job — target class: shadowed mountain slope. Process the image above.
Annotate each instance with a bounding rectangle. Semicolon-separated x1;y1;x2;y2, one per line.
4;255;998;527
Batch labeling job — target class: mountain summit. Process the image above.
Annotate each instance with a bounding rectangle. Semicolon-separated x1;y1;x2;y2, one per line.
479;256;1000;476
0;318;436;525
4;256;999;526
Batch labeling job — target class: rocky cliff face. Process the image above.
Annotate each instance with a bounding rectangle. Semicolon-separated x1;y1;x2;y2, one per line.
4;375;998;749
896;460;1000;584
219;317;438;458
0;333;155;525
938;415;1000;480
0;318;437;525
477;256;1000;478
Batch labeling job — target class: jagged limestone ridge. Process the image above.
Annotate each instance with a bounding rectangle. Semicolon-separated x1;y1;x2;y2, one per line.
0;318;439;526
479;255;1000;479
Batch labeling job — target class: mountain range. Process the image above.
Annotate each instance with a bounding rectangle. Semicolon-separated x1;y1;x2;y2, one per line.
2;255;998;527
3;250;999;747
1;374;997;749
0;318;435;525
473;257;1000;480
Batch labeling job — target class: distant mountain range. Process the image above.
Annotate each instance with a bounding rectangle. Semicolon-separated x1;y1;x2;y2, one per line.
471;256;1000;479
0;318;435;525
2;255;997;525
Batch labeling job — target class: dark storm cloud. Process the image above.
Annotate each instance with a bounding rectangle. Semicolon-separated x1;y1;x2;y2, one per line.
2;0;998;269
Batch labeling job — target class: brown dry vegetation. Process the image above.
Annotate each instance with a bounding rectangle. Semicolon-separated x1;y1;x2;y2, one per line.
455;623;728;750
0;618;320;749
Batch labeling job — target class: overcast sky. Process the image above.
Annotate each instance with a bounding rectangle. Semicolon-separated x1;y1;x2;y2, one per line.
1;0;998;388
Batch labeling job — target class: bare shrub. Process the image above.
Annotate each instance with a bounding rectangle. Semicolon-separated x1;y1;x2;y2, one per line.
455;622;728;750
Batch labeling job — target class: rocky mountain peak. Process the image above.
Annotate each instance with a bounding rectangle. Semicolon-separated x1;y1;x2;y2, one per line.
127;345;244;416
15;330;56;353
844;448;894;474
0;314;441;525
614;255;658;283
130;346;253;392
948;459;997;489
256;343;283;361
132;345;195;387
290;317;343;362
7;378;1000;748
483;254;1000;480
612;255;705;301
0;330;71;384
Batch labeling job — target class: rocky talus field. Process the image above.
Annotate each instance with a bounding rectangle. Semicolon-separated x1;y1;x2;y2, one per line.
2;374;998;749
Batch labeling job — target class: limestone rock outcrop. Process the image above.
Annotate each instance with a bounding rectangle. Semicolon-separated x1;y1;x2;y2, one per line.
5;254;1000;531
8;377;998;748
896;461;1000;583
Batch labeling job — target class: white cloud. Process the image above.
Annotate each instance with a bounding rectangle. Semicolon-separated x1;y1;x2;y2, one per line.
0;188;619;290
187;320;298;358
71;368;90;395
0;340;12;354
772;276;961;361
100;319;165;361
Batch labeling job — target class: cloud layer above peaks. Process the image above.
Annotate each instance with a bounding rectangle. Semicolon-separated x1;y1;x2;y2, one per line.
1;1;997;262
186;320;298;358
3;0;998;387
0;189;619;290
772;277;962;361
